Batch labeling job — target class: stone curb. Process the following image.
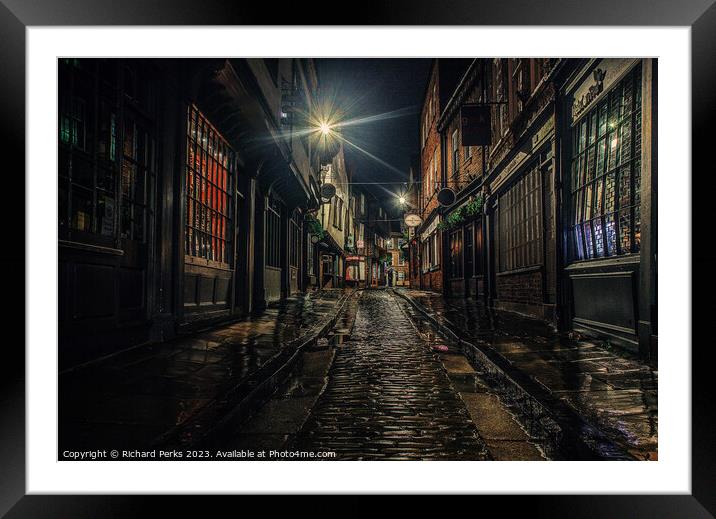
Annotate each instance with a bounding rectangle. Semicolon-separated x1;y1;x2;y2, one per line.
392;289;635;461
154;290;354;451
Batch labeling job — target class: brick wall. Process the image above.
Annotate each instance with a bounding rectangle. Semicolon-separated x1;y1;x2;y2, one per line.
444;82;488;192
496;269;543;305
423;269;443;292
420;63;442;223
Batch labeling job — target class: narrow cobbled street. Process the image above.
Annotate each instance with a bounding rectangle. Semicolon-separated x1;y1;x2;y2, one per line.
55;57;659;473
290;290;490;460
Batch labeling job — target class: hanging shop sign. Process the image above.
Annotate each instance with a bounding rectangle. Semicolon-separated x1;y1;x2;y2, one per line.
437;187;456;207
320;183;336;201
404;213;423;227
460;104;492;146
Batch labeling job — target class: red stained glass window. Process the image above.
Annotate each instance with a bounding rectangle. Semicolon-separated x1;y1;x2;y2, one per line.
185;105;234;264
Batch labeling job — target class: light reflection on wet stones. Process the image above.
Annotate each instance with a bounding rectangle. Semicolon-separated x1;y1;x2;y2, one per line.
292;290;490;461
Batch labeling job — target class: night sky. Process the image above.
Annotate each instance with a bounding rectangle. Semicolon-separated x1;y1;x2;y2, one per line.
314;59;431;212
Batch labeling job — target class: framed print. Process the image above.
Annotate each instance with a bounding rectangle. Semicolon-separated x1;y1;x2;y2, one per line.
1;0;713;514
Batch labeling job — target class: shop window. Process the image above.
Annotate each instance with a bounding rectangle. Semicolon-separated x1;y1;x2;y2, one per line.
570;65;642;261
59;59;155;244
185;104;234;264
422;232;440;272
121;114;156;242
498;163;543;272
60;96;86;150
449;229;463;279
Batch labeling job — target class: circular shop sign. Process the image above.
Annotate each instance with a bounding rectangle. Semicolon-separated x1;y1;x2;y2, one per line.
320;183;336;199
437;187;456;207
404;213;423;227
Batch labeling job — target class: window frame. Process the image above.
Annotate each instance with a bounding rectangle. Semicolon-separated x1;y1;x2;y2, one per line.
59;59;157;248
185;104;235;266
498;161;544;272
569;64;643;263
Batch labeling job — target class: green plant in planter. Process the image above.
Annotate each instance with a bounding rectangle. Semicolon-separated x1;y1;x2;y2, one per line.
436;195;485;232
465;195;484;216
306;216;327;240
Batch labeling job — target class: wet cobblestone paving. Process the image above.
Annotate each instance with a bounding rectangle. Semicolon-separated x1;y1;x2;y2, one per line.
292;290;491;460
398;289;658;460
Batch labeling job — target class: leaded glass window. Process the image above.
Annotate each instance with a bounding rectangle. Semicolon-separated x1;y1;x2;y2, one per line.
498;163;543;272
59;59;155;244
570;65;642;261
185;104;235;264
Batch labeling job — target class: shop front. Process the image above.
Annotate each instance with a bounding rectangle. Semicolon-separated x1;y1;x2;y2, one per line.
487;108;557;321
419;214;442;292
443;196;485;299
345;256;364;287
561;58;657;359
58;59;164;368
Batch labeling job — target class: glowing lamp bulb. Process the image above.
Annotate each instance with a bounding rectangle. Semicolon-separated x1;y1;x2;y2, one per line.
320;122;331;135
399;196;406;204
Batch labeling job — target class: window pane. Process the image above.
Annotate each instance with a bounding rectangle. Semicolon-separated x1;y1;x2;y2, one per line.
570;64;642;262
185;105;234;264
71;187;94;233
605;213;617;255
619;209;632;252
593;217;605;257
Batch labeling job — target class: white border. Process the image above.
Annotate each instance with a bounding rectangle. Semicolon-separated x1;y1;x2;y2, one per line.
27;27;691;494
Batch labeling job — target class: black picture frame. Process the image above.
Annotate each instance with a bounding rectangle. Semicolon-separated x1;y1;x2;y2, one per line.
1;0;711;514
